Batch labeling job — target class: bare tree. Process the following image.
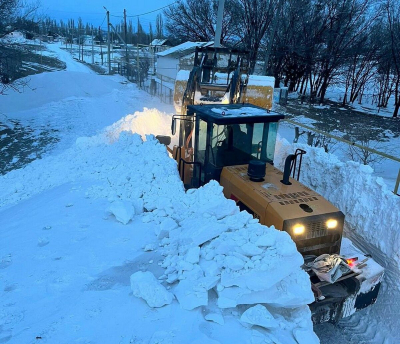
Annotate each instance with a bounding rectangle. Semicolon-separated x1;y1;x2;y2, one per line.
156;14;163;39
164;0;240;44
347;139;386;165
386;0;400;117
233;0;278;72
314;0;382;102
341;31;378;105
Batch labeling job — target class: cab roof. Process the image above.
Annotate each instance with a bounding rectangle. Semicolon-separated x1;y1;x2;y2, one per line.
186;103;285;125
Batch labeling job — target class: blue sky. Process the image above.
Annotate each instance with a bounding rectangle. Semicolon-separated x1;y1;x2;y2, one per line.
32;0;174;31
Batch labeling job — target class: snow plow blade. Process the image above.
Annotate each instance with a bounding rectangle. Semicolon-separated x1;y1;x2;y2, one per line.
309;239;384;324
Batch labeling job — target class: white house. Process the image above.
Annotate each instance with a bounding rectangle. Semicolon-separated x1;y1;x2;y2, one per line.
155;41;214;82
149;39;172;54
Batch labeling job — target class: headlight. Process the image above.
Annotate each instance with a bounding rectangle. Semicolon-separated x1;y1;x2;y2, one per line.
326;219;338;229
293;224;305;235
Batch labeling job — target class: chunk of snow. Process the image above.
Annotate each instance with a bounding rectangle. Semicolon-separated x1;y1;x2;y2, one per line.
185;246;200;264
107;200;135;224
224;256;245;270
173;279;208;310
240;242;263;256
240;304;278;329
130;271;173;307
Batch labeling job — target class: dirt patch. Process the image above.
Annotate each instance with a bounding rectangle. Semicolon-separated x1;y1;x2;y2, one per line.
0;43;66;83
280;99;400;143
0;119;59;175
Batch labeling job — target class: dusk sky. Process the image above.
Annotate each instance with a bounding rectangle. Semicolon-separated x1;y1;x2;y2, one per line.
32;0;175;31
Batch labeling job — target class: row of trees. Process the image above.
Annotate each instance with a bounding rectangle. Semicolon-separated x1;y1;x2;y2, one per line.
164;0;400;117
42;14;165;46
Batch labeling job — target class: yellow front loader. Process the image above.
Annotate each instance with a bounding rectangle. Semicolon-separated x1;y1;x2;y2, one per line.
156;47;383;324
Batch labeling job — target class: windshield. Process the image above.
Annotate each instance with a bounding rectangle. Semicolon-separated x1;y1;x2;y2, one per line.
202;121;277;167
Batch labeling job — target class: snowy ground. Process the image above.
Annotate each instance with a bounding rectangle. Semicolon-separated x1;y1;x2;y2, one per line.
1;42;399;344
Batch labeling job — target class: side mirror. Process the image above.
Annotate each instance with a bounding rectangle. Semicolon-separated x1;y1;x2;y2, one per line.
155;135;171;146
171;117;177;135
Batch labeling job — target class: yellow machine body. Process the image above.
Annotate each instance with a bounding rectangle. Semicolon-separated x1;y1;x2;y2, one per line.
243;75;274;110
220;164;344;257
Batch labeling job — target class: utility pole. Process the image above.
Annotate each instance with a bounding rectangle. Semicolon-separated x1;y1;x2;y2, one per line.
78;31;81;60
91;26;94;64
137;43;140;87
214;0;225;47
104;7;111;74
99;26;103;65
124;9;128;63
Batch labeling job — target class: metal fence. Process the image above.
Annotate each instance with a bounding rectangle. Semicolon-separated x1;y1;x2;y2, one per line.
142;78;174;105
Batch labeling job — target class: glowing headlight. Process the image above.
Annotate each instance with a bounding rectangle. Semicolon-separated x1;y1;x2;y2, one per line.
293;224;305;235
326;219;338;229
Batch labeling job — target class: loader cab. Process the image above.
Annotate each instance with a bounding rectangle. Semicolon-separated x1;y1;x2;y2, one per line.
175;104;285;187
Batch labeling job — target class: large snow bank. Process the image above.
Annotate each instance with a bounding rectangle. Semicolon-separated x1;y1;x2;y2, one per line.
0;71;120;114
275;136;400;287
0;108;175;208
0;109;317;343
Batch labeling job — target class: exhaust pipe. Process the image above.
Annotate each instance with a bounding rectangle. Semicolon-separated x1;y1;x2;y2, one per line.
281;154;295;185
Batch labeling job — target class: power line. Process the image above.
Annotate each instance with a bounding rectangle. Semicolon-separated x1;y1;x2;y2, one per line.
128;1;180;17
110;1;179;18
99;14;106;28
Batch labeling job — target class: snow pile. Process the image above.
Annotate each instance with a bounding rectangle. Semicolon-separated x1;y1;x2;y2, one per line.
132;182;316;342
275;136;400;287
0;31;28;44
0;109;176;208
103;107;176;143
143;183;315;342
154;186;313;309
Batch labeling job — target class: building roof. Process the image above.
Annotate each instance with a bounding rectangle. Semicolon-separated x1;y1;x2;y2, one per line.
150;39;171;46
156;41;215;59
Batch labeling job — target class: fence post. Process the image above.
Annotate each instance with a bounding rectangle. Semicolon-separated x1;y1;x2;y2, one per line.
394;168;400;196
